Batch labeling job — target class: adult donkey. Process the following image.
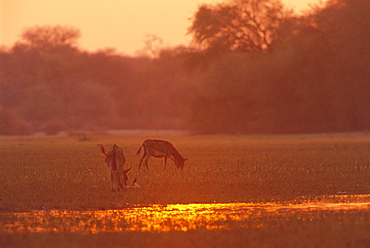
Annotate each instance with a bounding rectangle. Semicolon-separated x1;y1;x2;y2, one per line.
137;139;187;170
99;144;132;191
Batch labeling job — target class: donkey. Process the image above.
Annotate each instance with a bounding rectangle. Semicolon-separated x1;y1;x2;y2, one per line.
99;144;132;191
137;139;187;170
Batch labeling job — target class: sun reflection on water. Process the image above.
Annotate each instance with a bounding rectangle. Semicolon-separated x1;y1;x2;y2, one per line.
1;198;369;234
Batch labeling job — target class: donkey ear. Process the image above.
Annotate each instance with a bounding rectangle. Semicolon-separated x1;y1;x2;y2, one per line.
98;144;107;156
125;166;132;173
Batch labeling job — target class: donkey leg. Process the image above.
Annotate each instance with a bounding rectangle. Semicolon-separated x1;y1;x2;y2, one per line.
138;154;146;170
163;157;167;170
111;172;115;192
118;170;125;190
145;156;150;170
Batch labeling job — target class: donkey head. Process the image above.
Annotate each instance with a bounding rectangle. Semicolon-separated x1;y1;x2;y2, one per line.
120;166;132;188
176;158;188;169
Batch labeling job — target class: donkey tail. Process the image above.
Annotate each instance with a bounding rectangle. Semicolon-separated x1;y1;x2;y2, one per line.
136;144;143;155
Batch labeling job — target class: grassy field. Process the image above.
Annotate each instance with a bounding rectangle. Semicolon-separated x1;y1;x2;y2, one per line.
0;132;370;247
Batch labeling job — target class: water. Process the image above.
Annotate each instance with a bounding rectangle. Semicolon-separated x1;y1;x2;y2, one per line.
1;201;369;234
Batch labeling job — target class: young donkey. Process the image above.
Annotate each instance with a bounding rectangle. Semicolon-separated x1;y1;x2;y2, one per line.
137;139;187;170
99;144;132;191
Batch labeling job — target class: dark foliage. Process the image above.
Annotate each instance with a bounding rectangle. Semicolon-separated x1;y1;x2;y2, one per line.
0;0;368;134
187;0;370;133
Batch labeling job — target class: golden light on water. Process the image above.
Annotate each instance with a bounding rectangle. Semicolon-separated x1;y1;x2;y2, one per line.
1;199;369;234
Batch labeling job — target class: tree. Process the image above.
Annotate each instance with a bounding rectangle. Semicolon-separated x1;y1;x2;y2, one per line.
187;0;370;134
16;25;80;53
137;34;164;58
314;0;370;130
188;0;288;52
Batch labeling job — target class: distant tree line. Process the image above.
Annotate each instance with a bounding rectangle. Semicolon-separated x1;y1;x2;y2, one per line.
0;25;197;134
0;0;369;135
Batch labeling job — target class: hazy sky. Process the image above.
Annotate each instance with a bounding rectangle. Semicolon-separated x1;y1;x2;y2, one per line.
1;0;323;55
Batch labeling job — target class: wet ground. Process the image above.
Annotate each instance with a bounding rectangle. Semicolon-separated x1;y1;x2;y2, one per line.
1;197;369;234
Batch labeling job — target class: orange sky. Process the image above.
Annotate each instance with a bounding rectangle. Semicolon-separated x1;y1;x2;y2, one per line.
1;0;324;56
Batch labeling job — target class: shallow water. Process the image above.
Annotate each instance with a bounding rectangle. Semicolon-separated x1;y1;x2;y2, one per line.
1;199;369;234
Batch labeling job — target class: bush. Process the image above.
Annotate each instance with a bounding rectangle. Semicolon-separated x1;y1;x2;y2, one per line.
0;106;33;135
40;120;67;135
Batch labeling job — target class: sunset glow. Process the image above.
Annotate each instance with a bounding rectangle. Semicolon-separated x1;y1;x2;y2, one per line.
1;201;369;233
1;0;324;55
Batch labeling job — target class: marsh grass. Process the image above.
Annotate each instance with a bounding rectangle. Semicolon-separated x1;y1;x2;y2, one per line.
0;133;370;210
0;132;370;247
